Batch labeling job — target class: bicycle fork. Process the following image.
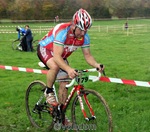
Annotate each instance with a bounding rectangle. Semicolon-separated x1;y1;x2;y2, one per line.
77;89;96;121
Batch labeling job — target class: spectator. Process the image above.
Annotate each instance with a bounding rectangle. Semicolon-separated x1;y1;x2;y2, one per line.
124;21;128;30
25;25;33;51
54;15;59;23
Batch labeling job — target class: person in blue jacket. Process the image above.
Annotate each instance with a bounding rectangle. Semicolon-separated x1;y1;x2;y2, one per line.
16;26;27;51
16;26;26;40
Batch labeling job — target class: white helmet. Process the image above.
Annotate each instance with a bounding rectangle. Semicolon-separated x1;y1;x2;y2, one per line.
73;8;92;31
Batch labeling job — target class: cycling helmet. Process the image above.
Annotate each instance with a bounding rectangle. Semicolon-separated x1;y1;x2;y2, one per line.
16;26;21;31
16;27;19;31
73;8;92;31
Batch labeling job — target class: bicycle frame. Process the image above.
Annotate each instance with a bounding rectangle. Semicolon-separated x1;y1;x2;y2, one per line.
53;68;101;121
62;84;96;121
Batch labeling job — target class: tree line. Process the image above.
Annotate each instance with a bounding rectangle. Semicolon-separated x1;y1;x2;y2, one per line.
0;0;150;20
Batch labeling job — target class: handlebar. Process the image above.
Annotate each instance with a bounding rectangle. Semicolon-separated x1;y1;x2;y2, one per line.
66;68;102;88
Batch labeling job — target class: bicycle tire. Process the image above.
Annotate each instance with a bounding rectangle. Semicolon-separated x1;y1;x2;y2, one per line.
25;80;54;130
32;40;39;51
71;89;113;132
12;40;20;50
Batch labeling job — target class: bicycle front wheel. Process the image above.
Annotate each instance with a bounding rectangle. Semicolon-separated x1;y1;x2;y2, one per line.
25;80;54;130
12;40;20;50
71;89;113;132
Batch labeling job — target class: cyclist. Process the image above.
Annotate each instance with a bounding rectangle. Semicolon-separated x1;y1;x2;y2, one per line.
37;8;104;124
16;26;26;40
16;26;27;51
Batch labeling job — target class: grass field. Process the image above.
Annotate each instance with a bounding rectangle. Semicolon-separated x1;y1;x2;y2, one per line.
0;19;150;132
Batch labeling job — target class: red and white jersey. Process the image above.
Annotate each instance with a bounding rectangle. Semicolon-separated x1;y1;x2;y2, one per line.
39;22;90;58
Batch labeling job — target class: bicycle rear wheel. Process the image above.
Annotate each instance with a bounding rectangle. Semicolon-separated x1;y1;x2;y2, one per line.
32;40;39;51
25;80;54;130
71;89;113;132
12;40;20;50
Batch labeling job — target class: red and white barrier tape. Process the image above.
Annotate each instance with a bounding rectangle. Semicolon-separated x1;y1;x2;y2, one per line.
0;65;47;74
99;76;150;88
0;65;150;87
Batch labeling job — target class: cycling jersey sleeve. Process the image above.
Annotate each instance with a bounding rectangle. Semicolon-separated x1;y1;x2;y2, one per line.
39;35;54;47
53;28;68;46
18;31;21;39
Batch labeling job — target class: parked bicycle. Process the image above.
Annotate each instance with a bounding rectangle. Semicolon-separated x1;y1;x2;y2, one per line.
25;67;113;131
12;35;39;51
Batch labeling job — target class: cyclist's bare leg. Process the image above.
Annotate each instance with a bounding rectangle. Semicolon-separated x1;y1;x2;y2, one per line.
58;81;68;104
46;58;59;88
55;59;69;104
57;74;71;125
58;81;72;126
45;58;59;106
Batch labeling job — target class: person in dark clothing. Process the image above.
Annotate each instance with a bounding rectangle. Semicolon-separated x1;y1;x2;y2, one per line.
124;21;128;30
15;26;27;51
25;25;33;51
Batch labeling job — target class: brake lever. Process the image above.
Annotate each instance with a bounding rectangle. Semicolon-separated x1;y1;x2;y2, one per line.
96;64;106;76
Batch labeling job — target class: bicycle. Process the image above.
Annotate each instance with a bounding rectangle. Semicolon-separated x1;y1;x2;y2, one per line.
12;39;22;50
25;67;113;131
12;39;38;51
12;35;39;51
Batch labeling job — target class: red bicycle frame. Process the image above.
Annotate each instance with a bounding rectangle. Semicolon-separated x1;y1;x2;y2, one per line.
62;84;95;121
